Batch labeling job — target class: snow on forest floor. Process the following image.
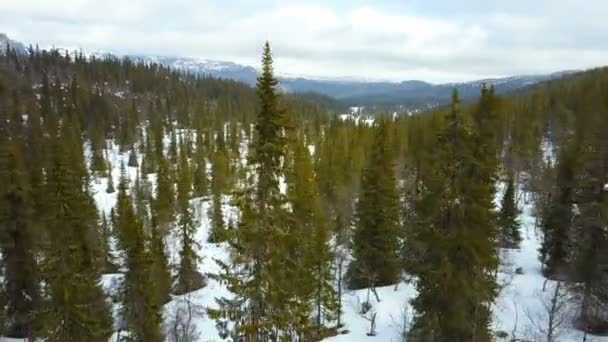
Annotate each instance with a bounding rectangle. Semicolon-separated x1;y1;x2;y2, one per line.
12;140;600;342
323;194;608;342
89;143;607;342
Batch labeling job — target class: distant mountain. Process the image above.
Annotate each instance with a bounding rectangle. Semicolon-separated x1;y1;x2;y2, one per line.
0;33;27;55
127;55;259;85
0;33;580;111
131;54;576;109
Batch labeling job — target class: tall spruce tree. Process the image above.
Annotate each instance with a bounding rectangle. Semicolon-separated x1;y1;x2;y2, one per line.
409;90;499;342
42;130;112;342
174;140;203;294
0;140;41;339
212;41;301;340
569;108;608;332
288;136;339;336
540;140;577;278
114;170;164;341
348;118;400;289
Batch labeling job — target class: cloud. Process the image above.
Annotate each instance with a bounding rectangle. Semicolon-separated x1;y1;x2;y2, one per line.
1;0;607;82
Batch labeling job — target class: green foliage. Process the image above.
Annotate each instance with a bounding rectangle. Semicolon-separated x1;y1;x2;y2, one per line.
288;136;339;334
498;174;521;248
348;119;401;289
154;156;175;234
409;89;499;342
41;132;112;342
0;140;41;339
174;140;203;294
114;171;164;341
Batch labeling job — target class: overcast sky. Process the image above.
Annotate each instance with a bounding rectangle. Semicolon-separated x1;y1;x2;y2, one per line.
2;0;608;83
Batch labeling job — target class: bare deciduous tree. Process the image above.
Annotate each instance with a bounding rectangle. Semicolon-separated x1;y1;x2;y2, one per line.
525;280;572;342
166;292;205;342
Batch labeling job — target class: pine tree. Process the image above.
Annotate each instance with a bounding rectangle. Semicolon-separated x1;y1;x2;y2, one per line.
409;90;499;342
498;173;521;248
569;109;608;332
212;41;297;340
114;170;164;341
99;213;117;273
154;156;175;234
289;137;339;336
42;132;112;342
0;140;41;339
348;118;400;289
193;132;208;198
106;162;115;193
149;216;172;304
540;141;576;278
209;149;228;242
174;141;203;294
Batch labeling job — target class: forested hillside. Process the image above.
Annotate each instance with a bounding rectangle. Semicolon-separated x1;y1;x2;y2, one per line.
0;42;607;341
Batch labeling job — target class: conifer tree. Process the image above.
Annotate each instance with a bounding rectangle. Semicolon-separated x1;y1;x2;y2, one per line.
99;213;117;273
127;147;138;167
409;90;499;342
289;137;339;335
212;41;298;340
42;132;112;342
193;132;208;198
569;110;608;332
540;141;576;278
149;216;172;304
154;156;175;234
209;149;228;242
106;162;115;194
348;118;400;289
175;141;203;294
114;170;164;341
0;140;41;339
498;173;521;248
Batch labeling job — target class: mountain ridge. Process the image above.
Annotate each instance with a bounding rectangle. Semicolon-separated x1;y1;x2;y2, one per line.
0;33;581;109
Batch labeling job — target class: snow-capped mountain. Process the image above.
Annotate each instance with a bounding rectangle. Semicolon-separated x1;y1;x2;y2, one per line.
0;33;580;110
121;50;576;108
128;55;259;85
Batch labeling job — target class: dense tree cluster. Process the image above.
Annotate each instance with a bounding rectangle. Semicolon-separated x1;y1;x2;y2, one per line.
1;40;607;341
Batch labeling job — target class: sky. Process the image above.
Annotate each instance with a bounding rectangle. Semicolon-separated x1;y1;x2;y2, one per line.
2;0;608;83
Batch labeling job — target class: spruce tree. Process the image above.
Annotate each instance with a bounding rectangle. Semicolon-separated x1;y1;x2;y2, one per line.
409;90;499;342
569;110;608;332
99;213;117;273
106;162;115;193
209;149;228;242
0;140;41;339
174;141;203;294
42;132;112;342
498;173;521;248
114;170;164;341
348;118;400;289
289;137;339;336
540;141;576;278
149;216;172;304
212;41;298;340
193;132;208;198
154;156;175;234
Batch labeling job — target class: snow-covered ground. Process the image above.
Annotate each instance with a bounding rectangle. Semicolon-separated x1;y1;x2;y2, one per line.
4;135;606;342
90;138;607;341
